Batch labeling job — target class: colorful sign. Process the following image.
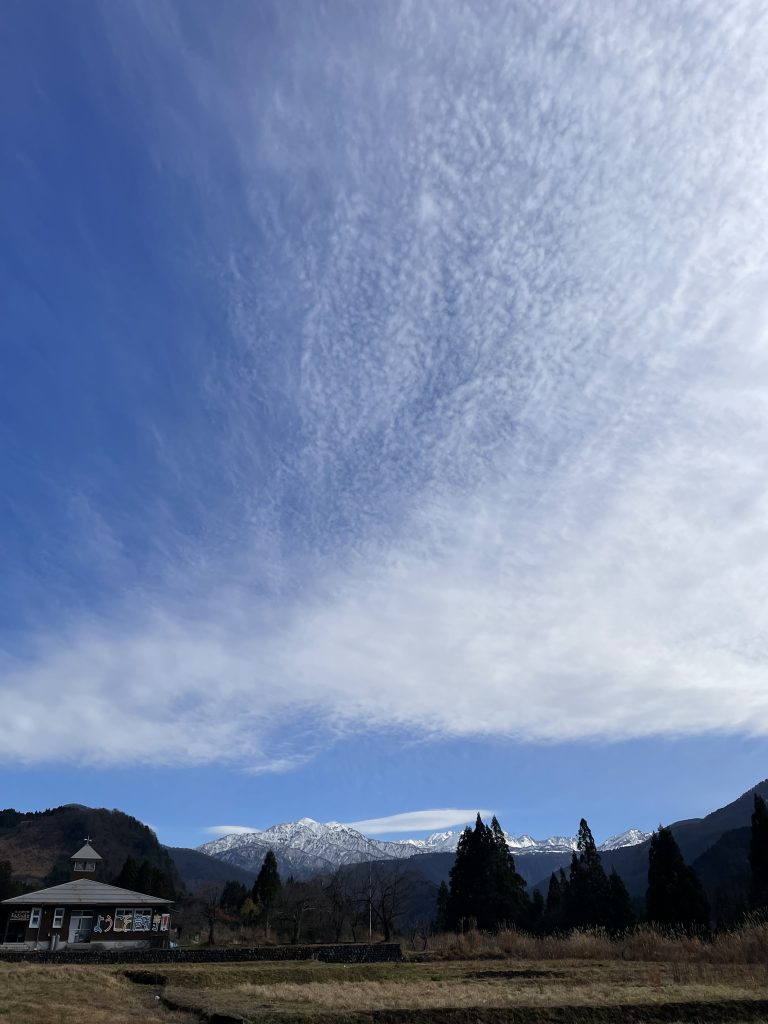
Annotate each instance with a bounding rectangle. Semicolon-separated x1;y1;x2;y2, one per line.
133;909;151;932
113;909;132;933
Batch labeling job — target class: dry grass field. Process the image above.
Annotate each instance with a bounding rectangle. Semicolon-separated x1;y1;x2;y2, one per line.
3;957;767;1024
158;958;768;1022
0;962;188;1024
2;926;768;1024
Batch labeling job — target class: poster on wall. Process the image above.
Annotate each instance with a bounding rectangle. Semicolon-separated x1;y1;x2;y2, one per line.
114;909;132;933
160;914;170;932
133;909;151;932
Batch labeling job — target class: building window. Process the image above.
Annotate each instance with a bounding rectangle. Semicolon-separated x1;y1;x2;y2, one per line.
29;907;42;928
52;908;65;929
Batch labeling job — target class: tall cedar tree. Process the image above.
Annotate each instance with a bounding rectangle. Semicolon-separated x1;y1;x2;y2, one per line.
646;826;709;930
544;869;569;932
252;850;282;935
530;888;545;932
568;819;610;928
749;793;768;912
446;814;529;930
606;868;634;934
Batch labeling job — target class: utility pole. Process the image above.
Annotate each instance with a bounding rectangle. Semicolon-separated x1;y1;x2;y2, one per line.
368;862;372;940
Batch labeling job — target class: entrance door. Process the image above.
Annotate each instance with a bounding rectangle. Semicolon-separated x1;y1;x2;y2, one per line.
68;912;93;943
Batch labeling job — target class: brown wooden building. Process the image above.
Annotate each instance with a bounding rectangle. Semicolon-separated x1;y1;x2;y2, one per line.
0;841;173;950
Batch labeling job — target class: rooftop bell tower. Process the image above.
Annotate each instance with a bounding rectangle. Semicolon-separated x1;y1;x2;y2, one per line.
70;838;103;879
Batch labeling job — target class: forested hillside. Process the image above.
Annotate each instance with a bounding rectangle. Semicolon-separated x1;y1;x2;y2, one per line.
0;804;180;891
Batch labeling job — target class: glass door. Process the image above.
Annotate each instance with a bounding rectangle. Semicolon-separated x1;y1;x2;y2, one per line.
68;912;93;943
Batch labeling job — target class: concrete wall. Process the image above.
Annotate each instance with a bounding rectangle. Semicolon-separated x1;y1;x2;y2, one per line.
0;942;402;965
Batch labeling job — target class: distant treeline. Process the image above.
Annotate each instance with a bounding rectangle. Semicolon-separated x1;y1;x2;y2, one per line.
0;808;58;830
206;795;768;946
206;849;432;946
437;795;768;935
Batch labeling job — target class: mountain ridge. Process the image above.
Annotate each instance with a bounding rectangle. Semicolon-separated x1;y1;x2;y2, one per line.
198;817;650;877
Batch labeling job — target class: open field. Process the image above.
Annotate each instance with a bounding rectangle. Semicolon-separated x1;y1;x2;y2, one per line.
0;962;188;1024
3;955;768;1024
159;958;768;1022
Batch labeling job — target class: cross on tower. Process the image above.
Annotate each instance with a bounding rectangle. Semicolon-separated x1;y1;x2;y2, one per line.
83;836;92;844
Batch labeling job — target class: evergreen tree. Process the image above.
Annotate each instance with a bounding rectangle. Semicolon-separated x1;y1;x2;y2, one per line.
113;856;139;890
252;850;282;937
152;866;177;900
488;816;530;927
0;860;15;902
749;794;768;912
447;814;530;931
113;857;176;900
568;819;610;928
221;880;248;912
530;888;545;932
606;868;634;934
646;826;709;930
544;869;569;932
136;860;153;896
435;881;450;932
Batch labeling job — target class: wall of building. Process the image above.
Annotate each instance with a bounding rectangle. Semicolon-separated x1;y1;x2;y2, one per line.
1;904;171;948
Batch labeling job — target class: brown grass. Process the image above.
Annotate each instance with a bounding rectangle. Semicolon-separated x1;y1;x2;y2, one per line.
0;962;188;1024
160;956;768;1021
422;921;768;963
3;924;768;1024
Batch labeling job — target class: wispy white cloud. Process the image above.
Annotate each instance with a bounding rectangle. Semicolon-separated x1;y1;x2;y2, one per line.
243;755;315;776
349;810;494;835
204;825;259;837
3;1;768;766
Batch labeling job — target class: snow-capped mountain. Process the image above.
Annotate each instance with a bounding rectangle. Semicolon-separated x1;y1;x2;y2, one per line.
596;828;651;851
198;818;650;878
200;818;417;877
394;827;649;857
398;830;579;855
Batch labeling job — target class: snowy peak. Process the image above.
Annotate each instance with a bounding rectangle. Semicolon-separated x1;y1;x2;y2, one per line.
199;817;650;877
598;828;651;851
199;819;416;876
395;829;578;856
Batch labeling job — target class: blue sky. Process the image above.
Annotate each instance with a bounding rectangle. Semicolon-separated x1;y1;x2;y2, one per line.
2;0;768;850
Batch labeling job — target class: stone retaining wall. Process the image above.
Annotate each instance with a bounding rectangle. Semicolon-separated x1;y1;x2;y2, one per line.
0;942;402;965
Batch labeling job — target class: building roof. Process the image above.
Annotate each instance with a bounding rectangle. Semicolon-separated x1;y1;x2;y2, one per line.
1;878;173;907
70;843;103;861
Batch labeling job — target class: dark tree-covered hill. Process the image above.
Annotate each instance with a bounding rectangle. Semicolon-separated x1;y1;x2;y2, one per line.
167;846;256;892
0;804;181;892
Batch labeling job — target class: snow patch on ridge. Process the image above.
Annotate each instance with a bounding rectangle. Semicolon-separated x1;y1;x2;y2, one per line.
199;818;650;875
